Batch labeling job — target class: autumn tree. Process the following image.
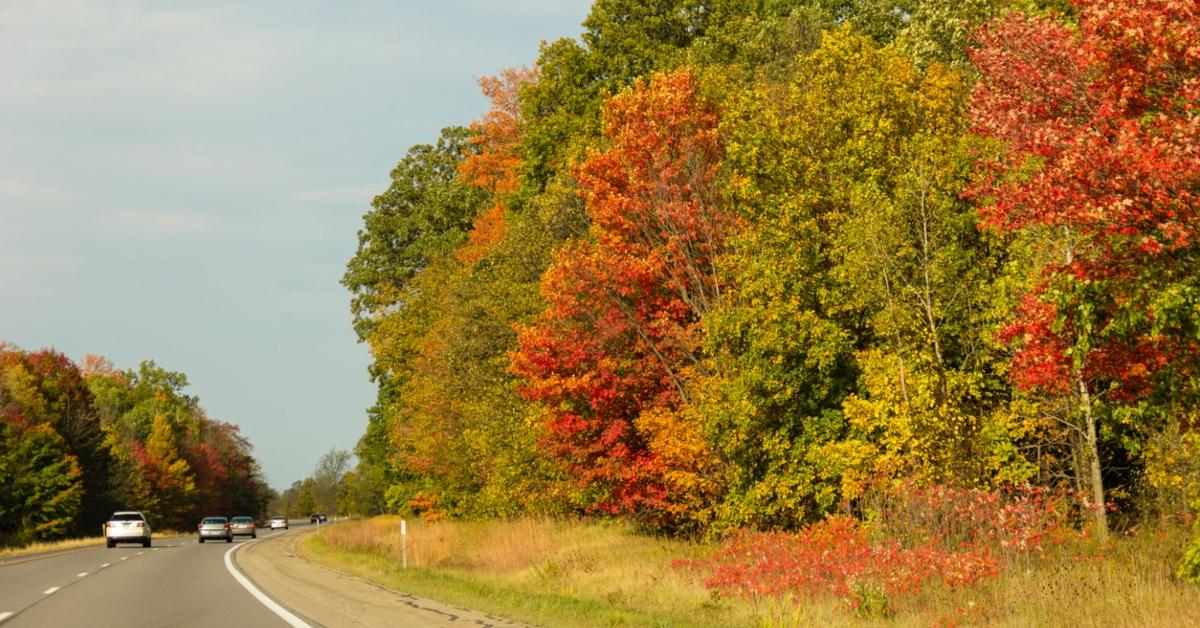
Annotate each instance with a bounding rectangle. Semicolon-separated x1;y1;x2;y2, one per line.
969;0;1200;539
0;422;83;546
343;126;488;351
0;348;118;535
513;68;729;530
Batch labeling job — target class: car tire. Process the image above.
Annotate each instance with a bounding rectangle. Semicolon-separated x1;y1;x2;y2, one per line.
199;537;205;543
251;533;256;539
106;539;115;548
226;536;232;543
143;538;151;548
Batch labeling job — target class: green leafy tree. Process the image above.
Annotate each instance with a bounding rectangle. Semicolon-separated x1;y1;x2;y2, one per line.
343;126;488;347
0;423;83;546
297;478;317;516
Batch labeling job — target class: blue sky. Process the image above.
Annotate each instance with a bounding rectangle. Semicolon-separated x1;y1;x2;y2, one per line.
0;0;593;489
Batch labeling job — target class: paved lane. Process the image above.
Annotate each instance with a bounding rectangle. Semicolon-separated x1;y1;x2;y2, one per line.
0;528;301;627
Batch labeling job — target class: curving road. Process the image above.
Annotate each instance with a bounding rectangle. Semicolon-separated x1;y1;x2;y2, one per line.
0;525;307;628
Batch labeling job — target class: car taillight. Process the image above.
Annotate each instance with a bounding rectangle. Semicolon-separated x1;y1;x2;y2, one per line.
134;522;144;528
107;522;116;528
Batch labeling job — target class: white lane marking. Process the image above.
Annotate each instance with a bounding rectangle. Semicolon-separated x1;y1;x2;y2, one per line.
100;563;110;568
224;539;310;627
0;611;13;623
137;552;144;556
43;587;59;595
77;572;88;578
120;556;128;561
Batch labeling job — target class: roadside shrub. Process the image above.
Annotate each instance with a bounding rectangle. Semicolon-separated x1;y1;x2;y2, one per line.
865;482;1085;563
1176;534;1200;583
678;483;1087;614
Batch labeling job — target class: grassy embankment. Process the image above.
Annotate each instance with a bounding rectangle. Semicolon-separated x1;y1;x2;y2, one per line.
300;515;1200;627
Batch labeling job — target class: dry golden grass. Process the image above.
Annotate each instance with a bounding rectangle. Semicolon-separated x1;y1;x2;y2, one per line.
309;515;848;627
307;516;1200;627
920;526;1200;627
0;528;196;561
0;536;104;560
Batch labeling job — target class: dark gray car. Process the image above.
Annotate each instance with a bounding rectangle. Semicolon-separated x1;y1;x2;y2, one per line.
230;516;257;538
197;516;232;543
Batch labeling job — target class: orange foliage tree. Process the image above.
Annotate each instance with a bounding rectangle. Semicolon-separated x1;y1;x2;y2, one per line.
512;68;730;529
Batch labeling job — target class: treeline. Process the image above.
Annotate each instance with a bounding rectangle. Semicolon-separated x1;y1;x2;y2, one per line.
270;448;353;518
343;0;1200;539
0;343;271;546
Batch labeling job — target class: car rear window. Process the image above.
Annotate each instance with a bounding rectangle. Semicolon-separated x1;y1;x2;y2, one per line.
232;517;252;522
110;513;144;521
203;517;227;524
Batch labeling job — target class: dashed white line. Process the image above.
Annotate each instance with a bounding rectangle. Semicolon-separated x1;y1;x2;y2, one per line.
77;572;88;578
100;563;110;568
0;611;13;623
136;552;144;556
43;587;59;595
120;556;128;561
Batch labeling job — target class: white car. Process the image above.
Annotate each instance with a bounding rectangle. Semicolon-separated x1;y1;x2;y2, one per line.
269;515;289;530
106;511;151;548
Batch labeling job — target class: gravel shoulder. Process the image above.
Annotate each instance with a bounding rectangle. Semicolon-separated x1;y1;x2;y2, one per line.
235;526;525;627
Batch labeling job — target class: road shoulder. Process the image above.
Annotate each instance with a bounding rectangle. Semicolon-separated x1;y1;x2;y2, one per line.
235;527;524;627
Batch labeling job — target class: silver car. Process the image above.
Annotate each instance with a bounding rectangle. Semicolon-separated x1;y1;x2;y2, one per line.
106;511;151;548
197;516;232;543
230;516;257;538
269;515;289;530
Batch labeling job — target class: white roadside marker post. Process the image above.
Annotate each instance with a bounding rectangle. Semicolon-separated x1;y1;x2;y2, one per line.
401;518;408;570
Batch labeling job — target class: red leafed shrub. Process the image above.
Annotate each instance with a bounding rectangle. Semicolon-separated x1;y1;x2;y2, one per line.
867;483;1085;559
680;484;1084;611
682;516;998;602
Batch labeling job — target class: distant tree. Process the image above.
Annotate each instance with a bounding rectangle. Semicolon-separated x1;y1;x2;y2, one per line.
312;448;352;515
297;478;317;516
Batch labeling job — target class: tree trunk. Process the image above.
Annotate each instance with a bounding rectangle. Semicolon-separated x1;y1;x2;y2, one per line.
1076;369;1108;542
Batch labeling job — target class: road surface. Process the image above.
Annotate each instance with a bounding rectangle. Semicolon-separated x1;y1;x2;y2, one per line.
0;522;521;627
0;526;303;628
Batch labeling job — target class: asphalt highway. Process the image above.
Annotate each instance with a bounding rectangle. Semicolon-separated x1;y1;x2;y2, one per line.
0;524;307;628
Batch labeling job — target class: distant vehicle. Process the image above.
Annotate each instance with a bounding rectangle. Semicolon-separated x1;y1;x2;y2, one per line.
270;515;289;530
230;516;257;538
198;516;233;543
310;513;327;524
106;511;151;548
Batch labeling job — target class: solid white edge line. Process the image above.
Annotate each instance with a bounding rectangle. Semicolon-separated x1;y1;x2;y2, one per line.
224;537;310;628
43;587;59;595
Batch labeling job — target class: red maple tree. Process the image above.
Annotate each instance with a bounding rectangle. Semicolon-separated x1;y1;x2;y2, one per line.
512;68;729;525
969;0;1200;538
